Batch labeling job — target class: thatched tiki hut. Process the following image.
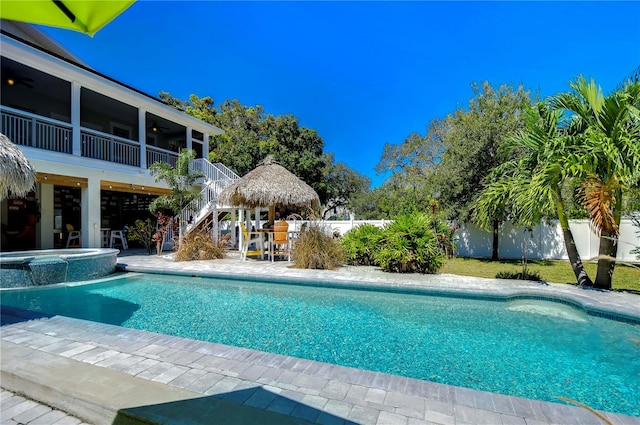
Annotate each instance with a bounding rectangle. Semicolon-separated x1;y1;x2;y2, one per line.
0;133;36;201
217;155;319;225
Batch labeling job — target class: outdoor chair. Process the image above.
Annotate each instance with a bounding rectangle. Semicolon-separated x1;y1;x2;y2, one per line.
66;227;81;248
272;220;290;261
110;229;128;250
240;222;265;260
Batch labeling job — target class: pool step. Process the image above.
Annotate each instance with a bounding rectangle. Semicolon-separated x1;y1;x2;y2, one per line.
1;341;312;425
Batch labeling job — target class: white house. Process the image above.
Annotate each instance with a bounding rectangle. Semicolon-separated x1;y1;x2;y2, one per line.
1;20;232;251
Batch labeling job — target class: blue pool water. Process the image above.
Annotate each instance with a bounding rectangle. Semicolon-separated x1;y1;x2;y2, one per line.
2;273;639;416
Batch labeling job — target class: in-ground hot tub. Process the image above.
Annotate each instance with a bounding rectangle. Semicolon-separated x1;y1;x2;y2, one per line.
0;248;119;289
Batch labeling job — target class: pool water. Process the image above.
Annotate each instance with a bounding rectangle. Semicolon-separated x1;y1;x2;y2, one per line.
2;273;639;416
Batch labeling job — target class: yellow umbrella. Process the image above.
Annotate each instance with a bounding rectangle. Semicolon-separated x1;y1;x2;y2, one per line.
0;0;135;37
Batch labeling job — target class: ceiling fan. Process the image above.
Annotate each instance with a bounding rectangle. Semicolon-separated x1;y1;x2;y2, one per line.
2;67;34;88
148;121;169;133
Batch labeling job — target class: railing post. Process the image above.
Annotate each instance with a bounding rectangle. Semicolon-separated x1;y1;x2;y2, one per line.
30;116;36;147
71;81;81;156
139;108;147;169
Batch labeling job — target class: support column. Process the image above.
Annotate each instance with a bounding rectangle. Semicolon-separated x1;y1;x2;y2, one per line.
82;178;101;248
186;126;193;152
139;109;147;169
38;183;54;249
71;82;81;156
203;132;210;160
230;208;236;249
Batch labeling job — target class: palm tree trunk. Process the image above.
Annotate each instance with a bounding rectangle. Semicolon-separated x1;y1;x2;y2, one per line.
555;188;592;286
594;231;617;289
491;219;499;260
594;191;622;289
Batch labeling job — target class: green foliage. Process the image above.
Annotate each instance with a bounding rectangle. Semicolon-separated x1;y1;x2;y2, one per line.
126;218;156;254
149;149;203;216
321;152;371;218
375;213;445;273
341;224;384;266
495;270;542;281
430;82;533;222
349;179;434;219
292;222;345;270
159;94;369;206
175;229;227;261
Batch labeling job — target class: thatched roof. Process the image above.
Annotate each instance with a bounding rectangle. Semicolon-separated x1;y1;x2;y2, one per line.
218;155;320;209
0;133;36;201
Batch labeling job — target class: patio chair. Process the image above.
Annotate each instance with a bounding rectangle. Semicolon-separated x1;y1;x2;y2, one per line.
240;222;265;260
272;220;290;261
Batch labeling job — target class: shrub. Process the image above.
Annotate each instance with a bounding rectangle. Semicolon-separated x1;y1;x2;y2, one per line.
126;218;156;254
292;222;345;270
496;270;543;282
341;223;384;266
175;229;227;261
375;213;444;273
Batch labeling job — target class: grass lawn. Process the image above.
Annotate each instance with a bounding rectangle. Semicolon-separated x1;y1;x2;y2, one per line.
440;257;640;292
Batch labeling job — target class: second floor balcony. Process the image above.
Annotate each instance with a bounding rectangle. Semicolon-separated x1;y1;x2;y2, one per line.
1;106;180;168
0;47;221;171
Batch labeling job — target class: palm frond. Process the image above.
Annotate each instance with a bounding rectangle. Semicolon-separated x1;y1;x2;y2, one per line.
578;175;622;236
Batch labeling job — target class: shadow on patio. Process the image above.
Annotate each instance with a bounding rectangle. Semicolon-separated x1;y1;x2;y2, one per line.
113;386;357;425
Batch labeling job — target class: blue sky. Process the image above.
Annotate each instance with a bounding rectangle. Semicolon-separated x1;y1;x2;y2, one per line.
41;1;640;187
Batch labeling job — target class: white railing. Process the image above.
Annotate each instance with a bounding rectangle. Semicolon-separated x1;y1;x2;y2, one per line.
1;107;72;153
182;159;240;233
81;129;140;166
147;146;179;168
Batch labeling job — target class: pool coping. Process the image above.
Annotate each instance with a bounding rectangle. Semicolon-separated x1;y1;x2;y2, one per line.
2;253;639;424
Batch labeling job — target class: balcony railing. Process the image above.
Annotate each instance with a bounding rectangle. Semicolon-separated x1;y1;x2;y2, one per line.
1;107;72;153
2;107;182;170
81;129;140;167
147;146;179;168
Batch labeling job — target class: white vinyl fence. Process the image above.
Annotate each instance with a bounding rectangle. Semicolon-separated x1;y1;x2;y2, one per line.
315;219;639;263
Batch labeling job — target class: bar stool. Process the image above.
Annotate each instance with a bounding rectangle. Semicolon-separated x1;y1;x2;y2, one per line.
101;229;110;248
66;230;81;248
110;230;128;250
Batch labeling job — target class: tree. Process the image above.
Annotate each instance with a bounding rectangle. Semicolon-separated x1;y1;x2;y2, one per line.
373;82;532;256
149;149;204;245
551;74;640;289
159;93;363;206
473;102;593;286
321;153;371;219
435;82;532;259
474;73;640;289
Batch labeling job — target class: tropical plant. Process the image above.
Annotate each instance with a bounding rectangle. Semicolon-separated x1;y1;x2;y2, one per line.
550;74;640;288
474;72;640;289
292;222;345;270
126;218;156;254
341;223;384;266
149;149;204;246
374;213;444;273
473;102;593;286
495;270;542;282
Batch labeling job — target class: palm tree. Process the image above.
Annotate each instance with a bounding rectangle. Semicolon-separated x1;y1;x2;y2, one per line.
149;149;204;247
473;103;593;286
551;75;640;289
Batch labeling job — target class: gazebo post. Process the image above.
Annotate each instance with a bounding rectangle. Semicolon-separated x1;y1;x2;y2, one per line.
268;205;276;227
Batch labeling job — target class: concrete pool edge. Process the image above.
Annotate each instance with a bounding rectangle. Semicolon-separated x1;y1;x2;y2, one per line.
2;306;638;424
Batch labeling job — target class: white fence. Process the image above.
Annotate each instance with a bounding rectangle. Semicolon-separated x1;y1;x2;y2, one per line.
314;219;639;263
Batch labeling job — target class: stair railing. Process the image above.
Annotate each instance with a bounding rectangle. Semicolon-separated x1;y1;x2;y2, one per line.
182;159;240;233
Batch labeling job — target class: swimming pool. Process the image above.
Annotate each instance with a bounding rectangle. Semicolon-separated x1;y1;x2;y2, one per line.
1;273;639;416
